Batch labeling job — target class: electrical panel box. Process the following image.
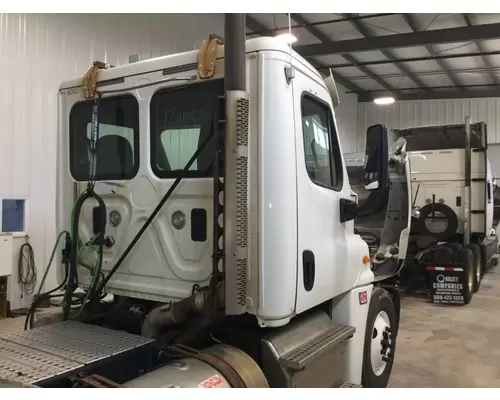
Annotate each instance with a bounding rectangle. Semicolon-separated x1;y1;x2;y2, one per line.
0;233;13;276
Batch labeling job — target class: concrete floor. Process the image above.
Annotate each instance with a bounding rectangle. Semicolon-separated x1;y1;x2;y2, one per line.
390;261;500;388
1;264;500;388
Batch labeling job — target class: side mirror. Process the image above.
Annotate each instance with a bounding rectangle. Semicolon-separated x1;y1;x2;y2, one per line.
364;124;388;191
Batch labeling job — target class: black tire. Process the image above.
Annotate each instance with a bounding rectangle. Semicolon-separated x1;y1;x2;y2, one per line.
415;203;459;241
453;248;474;304
362;287;397;388
465;243;482;292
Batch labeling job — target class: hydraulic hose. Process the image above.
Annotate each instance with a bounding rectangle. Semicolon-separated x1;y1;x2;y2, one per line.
24;231;71;330
63;189;106;320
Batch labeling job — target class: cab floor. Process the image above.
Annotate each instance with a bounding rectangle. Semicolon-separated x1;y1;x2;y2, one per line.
390;257;500;388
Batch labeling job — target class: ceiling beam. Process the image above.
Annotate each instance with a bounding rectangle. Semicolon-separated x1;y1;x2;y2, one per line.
358;89;500;102
245;14;363;92
246;14;397;36
402;14;465;90
294;21;500;56
350;83;500;94
343;13;427;90
319;50;500;69
246;15;268;33
290;13;395;91
462;13;500;88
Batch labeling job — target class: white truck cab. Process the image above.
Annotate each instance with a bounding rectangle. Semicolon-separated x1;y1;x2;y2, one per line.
6;36;411;389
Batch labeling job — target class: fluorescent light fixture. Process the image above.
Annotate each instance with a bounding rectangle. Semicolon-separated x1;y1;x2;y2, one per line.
374;96;395;105
275;32;298;45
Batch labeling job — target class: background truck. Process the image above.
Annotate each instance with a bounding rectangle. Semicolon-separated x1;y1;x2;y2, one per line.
0;15;411;388
346;118;498;306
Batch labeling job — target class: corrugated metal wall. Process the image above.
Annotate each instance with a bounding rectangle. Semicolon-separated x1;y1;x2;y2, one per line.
353;98;500;153
0;13;223;310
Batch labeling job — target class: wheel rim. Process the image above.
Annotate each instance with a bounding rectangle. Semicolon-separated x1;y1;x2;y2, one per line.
468;258;474;292
476;256;481;283
370;311;392;376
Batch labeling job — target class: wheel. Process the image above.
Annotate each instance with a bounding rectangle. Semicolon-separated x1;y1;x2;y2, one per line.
453;248;474;304
465;243;482;292
362;287;397;388
415;203;459;241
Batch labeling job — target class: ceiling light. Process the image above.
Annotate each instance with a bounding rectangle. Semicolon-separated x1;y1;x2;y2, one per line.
275;32;297;45
374;96;395;105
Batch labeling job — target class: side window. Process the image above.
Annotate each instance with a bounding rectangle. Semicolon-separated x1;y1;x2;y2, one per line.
487;181;492;204
69;95;139;181
301;94;343;190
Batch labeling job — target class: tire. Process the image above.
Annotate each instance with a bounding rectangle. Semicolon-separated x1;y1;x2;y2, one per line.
465;243;482;292
453;248;474;304
415;203;459;242
362;287;397;388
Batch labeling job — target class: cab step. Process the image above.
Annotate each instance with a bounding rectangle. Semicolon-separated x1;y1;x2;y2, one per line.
279;324;356;370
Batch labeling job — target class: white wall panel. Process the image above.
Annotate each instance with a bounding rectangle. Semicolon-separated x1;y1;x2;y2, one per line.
356;97;500;153
0;13;223;311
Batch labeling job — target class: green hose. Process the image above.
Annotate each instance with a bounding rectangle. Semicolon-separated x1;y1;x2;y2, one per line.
34;231;70;300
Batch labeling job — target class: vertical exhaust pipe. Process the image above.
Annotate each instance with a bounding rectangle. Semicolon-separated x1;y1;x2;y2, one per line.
225;14;246;91
464;116;471;245
223;14;250;315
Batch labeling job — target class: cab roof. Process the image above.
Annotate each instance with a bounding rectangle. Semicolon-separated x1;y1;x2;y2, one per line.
59;37;322;90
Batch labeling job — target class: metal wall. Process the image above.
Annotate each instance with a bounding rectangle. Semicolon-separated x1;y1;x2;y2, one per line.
354;98;500;153
0;13;223;310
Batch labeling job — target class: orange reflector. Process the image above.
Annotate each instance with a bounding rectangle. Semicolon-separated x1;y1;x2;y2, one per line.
362;256;370;265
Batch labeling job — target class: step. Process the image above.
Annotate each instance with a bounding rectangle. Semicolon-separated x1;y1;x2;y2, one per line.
279;324;355;370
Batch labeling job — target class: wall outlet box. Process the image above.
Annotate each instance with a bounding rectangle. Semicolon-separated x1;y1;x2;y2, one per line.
0;233;13;277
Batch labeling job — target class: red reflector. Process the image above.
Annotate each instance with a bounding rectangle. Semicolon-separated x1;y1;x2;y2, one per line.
426;266;435;271
444;267;454;271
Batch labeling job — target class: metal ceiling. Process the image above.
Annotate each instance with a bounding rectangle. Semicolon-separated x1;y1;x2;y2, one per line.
246;13;500;102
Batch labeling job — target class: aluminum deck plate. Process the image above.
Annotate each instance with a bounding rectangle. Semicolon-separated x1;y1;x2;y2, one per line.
0;320;154;385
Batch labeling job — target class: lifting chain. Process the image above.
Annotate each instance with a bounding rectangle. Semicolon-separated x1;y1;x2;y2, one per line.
82;61;112;191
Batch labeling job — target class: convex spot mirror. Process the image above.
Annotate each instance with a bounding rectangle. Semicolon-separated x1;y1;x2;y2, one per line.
363;124;389;191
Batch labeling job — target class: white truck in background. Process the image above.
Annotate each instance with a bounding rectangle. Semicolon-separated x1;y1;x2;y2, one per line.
346;119;498;305
0;16;412;389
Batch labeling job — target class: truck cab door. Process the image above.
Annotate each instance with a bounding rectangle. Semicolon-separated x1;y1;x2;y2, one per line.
292;68;363;314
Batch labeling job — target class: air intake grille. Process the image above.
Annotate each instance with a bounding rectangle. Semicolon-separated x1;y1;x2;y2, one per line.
236;259;248;306
236;98;249;146
236;157;248;248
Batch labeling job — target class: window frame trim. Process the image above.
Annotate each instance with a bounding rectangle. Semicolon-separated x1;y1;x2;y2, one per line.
300;91;344;192
149;79;224;180
68;93;141;182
